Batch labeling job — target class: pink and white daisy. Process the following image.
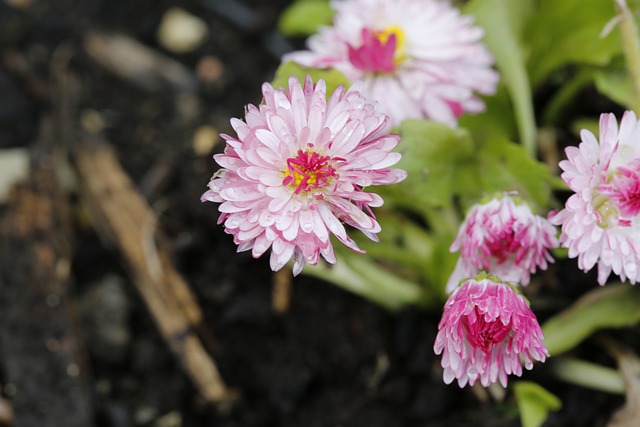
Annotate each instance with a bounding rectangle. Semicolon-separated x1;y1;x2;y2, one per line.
551;111;640;285
201;75;407;275
283;0;499;127
434;276;548;388
446;194;558;293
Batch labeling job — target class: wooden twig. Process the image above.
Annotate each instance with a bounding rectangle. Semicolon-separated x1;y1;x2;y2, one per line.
74;139;237;407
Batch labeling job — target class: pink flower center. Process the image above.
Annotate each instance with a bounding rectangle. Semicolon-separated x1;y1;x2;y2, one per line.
282;150;340;194
348;26;406;73
600;163;640;219
483;225;519;266
461;306;512;352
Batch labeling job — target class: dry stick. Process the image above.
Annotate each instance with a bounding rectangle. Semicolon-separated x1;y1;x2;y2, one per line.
74;140;237;407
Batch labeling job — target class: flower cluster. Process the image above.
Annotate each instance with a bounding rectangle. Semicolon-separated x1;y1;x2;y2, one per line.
551;111;640;285
202;0;640;395
284;0;499;128
435;193;554;388
201;75;406;275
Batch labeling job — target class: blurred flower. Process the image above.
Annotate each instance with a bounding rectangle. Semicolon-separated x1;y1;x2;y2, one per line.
434;276;548;388
446;194;558;293
551;111;640;285
202;75;407;275
283;0;499;127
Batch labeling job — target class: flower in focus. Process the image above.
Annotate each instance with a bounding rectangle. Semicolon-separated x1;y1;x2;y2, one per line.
283;0;499;128
446;194;558;293
434;276;548;388
201;75;407;275
551;110;640;285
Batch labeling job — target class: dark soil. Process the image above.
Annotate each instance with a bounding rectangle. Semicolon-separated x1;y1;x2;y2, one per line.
0;1;631;426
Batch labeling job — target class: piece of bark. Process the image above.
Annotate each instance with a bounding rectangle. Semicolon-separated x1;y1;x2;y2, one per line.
0;155;94;426
74;138;236;407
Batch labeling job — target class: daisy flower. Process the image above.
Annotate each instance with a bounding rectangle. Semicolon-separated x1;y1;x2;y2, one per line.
434;276;548;388
446;194;558;292
201;75;407;275
551;110;640;285
283;0;499;127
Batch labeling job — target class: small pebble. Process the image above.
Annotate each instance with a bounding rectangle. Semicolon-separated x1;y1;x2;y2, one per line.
157;8;209;54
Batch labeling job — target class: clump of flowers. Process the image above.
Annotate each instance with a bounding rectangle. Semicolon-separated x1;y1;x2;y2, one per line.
551;111;640;285
434;276;548;388
201;75;407;275
283;0;499;127
446;193;559;292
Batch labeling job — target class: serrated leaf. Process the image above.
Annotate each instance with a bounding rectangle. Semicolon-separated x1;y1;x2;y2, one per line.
513;382;562;427
271;61;351;98
542;284;640;357
278;0;333;37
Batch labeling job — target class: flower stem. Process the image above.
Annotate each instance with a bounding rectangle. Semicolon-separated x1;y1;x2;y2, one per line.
616;0;640;113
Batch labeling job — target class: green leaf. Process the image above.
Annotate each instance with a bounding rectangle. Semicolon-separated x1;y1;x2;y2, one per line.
477;135;553;209
523;0;621;87
594;57;635;109
389;120;475;210
302;251;429;310
550;358;624;394
542;284;640;356
271;61;351;98
465;0;537;157
388;120;553;212
513;381;562;427
277;0;333;37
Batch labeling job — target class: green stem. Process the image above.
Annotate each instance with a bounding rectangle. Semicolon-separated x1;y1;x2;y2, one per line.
550;358;624;394
616;0;640;113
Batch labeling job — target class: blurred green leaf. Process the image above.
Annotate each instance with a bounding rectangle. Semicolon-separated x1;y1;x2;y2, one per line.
542;284;640;356
465;0;536;156
278;0;333;37
302;249;429;310
272;61;351;98
513;381;562;427
523;0;621;87
594;56;635;109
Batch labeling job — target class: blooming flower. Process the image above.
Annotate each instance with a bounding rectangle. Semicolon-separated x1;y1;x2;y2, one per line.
283;0;499;127
434;276;548;388
446;194;558;293
551;110;640;285
201;75;407;275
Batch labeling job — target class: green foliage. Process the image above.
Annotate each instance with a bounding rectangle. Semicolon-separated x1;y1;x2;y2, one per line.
464;0;536;156
513;382;562;427
390;120;553;212
272;61;351;98
278;0;333;37
594;57;635;109
523;0;621;87
542;284;640;356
